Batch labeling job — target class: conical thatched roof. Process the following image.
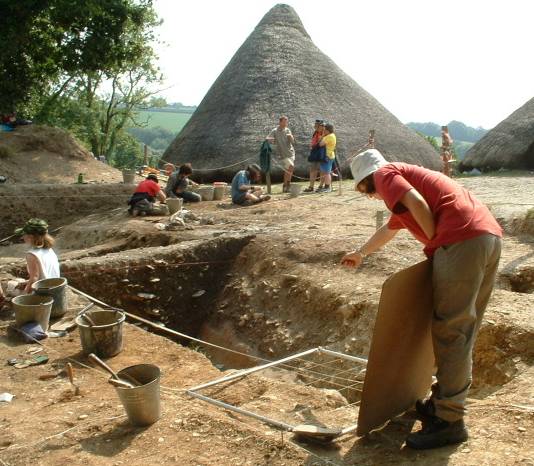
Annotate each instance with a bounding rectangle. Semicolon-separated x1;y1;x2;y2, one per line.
164;4;441;179
461;97;534;171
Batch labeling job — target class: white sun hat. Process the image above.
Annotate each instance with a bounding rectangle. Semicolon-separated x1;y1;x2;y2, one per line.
350;149;390;185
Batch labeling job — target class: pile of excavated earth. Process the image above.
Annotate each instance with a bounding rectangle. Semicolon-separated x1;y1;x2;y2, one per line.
1;170;533;465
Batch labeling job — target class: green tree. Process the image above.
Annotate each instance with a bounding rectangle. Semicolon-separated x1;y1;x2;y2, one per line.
0;0;160;116
3;1;164;169
415;132;440;153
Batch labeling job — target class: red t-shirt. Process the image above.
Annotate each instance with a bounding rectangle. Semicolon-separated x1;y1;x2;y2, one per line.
134;179;160;197
311;131;322;147
374;163;502;257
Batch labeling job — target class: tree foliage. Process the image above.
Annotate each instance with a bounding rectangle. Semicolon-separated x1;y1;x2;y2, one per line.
0;0;164;168
127;126;175;151
0;0;160;113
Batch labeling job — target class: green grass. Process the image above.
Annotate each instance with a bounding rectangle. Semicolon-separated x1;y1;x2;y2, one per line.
135;110;191;132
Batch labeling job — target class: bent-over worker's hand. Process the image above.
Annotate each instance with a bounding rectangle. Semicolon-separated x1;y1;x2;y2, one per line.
341;251;363;268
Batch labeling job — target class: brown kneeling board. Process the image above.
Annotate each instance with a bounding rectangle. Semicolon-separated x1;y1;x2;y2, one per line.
357;260;435;436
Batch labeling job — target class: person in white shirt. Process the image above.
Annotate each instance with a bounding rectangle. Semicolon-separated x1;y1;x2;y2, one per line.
14;218;60;294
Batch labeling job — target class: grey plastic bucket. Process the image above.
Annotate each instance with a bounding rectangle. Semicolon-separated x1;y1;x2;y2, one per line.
198;186;214;201
122;169;136;184
213;182;227;201
13;294;54;331
166;198;183;215
32;277;68;318
114;364;161;426
75;310;125;358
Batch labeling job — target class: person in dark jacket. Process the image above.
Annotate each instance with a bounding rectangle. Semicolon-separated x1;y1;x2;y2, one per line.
166;164;201;202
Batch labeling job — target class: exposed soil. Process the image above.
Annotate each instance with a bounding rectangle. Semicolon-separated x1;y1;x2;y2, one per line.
0;125;149;238
0;125;127;184
1;174;533;465
0;186;136;239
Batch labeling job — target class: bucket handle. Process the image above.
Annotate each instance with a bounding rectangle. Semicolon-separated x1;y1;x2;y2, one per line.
78;303;96;326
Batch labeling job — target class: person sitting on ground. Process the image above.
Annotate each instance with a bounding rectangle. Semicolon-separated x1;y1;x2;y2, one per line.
231;164;271;205
304;120;325;192
128;174;168;216
13;219;60;295
341;149;502;450
317;123;337;193
266;115;296;193
1;112;32;129
167;164;201;203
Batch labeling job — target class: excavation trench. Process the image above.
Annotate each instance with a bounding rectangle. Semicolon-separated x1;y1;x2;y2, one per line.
56;235;533;405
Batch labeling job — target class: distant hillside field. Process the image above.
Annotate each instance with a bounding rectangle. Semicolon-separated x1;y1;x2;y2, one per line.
136;110;191;132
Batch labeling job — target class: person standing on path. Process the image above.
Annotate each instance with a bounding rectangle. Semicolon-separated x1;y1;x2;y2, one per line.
304;119;325;192
266;115;295;193
317;123;336;193
341;149;502;450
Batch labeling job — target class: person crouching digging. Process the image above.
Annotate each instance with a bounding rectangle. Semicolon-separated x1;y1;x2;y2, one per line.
166;164;201;203
341;149;502;450
231;164;271;205
128;174;168;216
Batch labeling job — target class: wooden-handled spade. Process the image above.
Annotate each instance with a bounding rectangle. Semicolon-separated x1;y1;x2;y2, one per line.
291;424;342;443
88;353;141;388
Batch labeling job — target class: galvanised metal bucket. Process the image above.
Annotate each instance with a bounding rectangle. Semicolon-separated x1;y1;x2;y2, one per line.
113;364;161;426
32;277;68;318
75;310;125;358
13;294;54;331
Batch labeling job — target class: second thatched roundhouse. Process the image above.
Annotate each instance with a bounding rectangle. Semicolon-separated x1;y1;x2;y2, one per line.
461;96;534;171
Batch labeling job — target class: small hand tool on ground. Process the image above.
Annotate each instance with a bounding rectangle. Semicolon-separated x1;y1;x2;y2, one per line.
88;353;141;388
66;362;80;395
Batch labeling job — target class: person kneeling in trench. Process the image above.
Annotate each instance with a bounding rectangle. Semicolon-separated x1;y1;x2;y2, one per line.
231;164;270;205
128;174;168;216
341;149;502;450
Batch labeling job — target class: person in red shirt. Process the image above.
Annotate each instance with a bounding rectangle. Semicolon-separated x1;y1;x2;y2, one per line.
128;174;167;216
303;120;325;192
341;149;502;450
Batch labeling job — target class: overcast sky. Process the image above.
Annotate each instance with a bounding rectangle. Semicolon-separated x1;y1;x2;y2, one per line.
153;0;533;129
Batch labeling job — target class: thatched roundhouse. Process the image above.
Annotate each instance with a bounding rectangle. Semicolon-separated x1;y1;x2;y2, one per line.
164;4;441;180
460;96;534;171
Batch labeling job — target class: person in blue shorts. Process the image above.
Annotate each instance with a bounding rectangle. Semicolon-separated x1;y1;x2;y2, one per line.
317;123;337;193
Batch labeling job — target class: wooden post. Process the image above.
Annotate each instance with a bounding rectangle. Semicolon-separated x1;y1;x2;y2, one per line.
368;129;376;149
441;126;453;177
143;144;148;166
266;171;272;194
337;156;342;196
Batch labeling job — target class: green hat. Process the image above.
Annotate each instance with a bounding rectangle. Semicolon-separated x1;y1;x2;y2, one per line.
14;218;48;236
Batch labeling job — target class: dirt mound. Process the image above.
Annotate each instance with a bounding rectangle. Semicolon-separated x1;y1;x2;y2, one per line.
0;125;123;183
